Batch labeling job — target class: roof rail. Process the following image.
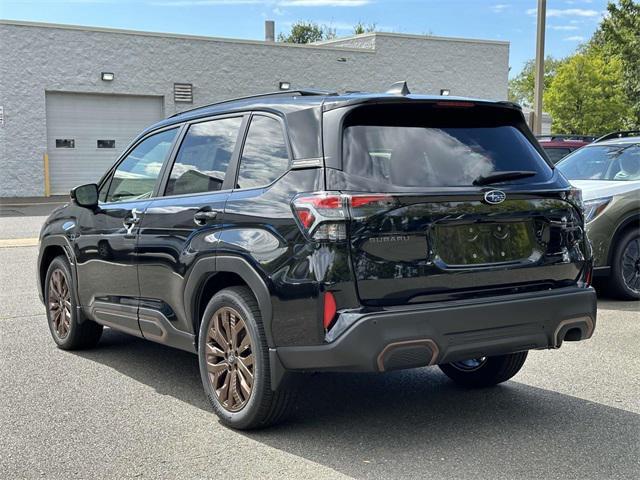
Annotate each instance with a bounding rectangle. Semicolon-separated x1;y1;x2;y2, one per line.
170;89;336;118
536;134;597;142
593;130;640;143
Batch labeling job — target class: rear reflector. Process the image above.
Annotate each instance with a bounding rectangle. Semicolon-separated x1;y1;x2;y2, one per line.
585;266;593;287
323;291;337;329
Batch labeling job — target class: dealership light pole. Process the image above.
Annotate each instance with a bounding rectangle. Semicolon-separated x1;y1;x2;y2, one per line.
533;0;546;135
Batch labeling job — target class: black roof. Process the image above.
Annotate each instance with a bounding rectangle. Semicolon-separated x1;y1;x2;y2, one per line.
138;88;525;161
146;89;521;133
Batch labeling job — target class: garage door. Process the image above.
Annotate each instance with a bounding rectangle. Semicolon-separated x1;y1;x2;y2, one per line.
46;92;164;194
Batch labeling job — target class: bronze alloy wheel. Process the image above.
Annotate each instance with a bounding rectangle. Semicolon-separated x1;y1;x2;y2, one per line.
205;306;255;412
48;269;72;339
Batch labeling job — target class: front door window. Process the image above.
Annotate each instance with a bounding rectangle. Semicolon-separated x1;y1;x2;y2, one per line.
104;128;179;203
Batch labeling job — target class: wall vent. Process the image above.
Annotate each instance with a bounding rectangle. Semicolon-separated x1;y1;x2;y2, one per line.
174;83;193;103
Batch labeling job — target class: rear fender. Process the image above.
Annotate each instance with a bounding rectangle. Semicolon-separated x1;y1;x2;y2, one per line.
184;255;274;347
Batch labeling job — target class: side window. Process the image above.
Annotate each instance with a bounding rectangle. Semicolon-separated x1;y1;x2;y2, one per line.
165;117;242;196
236;116;289;189
105;128;178;203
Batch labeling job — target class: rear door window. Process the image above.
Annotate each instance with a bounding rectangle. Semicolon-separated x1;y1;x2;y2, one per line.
165;117;242;196
236;115;289;189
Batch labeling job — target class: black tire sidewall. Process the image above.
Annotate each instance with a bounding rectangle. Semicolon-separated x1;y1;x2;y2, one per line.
198;288;269;429
611;229;640;300
44;256;78;347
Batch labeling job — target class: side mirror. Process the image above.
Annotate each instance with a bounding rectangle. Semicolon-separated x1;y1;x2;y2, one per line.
70;183;99;209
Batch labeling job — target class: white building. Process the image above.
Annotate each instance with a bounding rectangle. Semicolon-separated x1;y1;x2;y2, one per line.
0;20;510;197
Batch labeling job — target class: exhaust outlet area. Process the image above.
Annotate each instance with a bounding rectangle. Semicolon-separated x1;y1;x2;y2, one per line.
377;339;439;372
554;316;595;347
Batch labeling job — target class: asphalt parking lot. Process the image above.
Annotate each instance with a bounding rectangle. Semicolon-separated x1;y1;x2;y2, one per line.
1;208;639;479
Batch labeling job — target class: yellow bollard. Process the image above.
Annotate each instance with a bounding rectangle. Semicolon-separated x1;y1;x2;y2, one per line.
43;152;51;197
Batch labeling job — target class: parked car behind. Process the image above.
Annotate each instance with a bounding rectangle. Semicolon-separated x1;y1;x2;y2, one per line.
557;134;640;299
38;87;597;429
537;135;596;163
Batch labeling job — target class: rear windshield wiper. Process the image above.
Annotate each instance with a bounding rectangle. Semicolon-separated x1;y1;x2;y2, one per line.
473;170;537;186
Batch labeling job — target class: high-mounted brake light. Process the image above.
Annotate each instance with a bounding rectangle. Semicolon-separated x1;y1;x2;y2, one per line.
435;101;475;108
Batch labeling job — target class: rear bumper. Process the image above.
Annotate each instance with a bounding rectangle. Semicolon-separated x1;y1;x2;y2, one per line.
276;286;597;372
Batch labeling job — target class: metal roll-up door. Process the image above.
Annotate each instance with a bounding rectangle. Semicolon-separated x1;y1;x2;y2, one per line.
46;92;164;194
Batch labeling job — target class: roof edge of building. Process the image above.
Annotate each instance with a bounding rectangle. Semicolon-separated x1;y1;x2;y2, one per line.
313;31;509;47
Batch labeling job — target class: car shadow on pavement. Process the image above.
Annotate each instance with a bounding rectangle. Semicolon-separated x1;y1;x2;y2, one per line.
76;329;640;480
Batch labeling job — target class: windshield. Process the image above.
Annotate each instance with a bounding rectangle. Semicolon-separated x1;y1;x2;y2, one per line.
557;144;640;181
342;125;552;189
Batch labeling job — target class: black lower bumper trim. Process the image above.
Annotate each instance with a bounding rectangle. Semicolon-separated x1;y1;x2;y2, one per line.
276;286;597;373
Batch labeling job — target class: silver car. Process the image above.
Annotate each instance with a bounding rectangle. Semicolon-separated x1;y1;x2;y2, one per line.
557;135;640;300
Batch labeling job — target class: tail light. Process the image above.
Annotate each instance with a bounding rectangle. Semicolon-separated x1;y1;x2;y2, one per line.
292;192;396;241
567;187;584;213
292;193;347;241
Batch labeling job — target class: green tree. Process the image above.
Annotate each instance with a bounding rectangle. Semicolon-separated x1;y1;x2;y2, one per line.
278;21;335;44
508;56;563;108
545;51;633;134
353;22;376;35
589;0;640;125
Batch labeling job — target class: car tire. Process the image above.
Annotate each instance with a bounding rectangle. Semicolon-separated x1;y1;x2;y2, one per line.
439;351;528;388
44;255;103;350
198;286;293;430
609;229;640;300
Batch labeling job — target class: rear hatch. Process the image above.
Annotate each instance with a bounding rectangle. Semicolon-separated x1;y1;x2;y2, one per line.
328;101;588;306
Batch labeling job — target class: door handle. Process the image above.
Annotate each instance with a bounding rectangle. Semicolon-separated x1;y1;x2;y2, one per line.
123;208;142;234
193;210;219;226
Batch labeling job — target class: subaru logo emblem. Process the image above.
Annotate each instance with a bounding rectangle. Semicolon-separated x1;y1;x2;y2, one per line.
484;190;506;205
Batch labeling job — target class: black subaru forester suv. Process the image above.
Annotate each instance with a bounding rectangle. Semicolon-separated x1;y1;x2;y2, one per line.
38;87;597;429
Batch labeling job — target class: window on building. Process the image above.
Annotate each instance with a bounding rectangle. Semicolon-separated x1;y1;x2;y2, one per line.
56;139;75;148
165;117;242;196
104;128;178;203
97;139;116;149
236;116;289;189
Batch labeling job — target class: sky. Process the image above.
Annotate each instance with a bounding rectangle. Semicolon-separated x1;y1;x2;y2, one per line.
1;0;610;78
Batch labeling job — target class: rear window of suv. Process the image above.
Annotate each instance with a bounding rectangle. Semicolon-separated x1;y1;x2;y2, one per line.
341;104;552;191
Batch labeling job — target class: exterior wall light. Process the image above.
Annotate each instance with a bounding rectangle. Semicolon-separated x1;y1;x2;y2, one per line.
279;81;291;90
440;89;450;96
101;72;115;81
